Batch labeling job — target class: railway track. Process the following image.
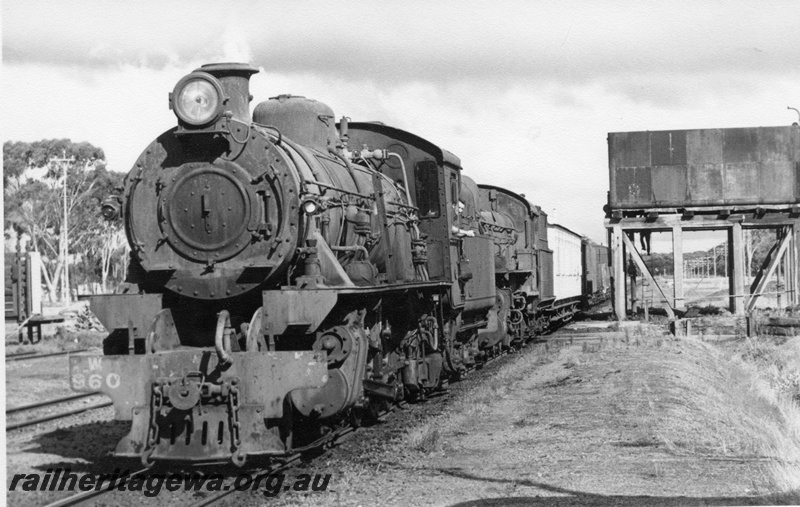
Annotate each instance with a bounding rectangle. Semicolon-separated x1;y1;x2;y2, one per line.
185;407;408;507
5;348;89;362
4;350;37;359
27;350;509;507
186;458;303;507
41;468;152;507
13;329;618;506
16;328;610;506
5;324;608;435
540;331;625;342
5;392;112;431
36;409;385;507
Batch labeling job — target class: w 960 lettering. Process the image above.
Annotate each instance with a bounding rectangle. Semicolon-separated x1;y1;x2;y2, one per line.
71;372;121;390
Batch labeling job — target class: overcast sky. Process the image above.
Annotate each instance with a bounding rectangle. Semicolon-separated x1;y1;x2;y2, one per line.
3;0;799;249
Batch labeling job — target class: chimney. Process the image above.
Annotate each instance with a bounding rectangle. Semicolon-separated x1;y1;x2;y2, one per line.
195;63;259;123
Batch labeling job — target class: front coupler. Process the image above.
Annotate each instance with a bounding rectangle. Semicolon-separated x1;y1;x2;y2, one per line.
69;349;327;466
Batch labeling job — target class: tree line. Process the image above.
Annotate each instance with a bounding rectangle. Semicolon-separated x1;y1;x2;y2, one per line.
4;139;128;302
634;229;781;278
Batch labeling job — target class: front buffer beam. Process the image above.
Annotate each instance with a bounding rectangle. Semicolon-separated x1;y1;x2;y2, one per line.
69;349;327;464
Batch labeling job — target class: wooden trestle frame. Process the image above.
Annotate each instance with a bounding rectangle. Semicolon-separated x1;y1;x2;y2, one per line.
606;209;800;320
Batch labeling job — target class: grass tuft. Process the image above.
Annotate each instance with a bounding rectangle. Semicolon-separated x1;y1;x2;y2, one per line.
407;425;442;453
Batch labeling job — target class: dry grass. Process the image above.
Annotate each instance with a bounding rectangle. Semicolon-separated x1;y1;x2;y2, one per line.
405;342;565;453
603;330;800;501
5;329;104;355
647;340;774;456
404;324;800;502
736;336;800;397
728;336;800;501
607;330;800;502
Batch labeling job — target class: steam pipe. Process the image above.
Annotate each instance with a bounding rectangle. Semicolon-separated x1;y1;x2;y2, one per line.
387;152;413;206
215;310;233;366
328;146;369;196
329;245;369;260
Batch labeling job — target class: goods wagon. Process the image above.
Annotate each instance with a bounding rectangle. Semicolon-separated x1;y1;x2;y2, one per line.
548;224;583;301
534;208;553;300
582;239;610;306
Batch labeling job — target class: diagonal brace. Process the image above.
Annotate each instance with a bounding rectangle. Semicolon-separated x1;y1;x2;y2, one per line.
621;233;676;319
746;227;793;312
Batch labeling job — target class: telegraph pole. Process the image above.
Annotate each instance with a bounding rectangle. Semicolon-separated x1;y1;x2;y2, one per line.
53;151;75;305
712;246;717;277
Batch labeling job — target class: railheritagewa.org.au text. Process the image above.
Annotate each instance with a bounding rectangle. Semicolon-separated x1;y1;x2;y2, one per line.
9;469;332;497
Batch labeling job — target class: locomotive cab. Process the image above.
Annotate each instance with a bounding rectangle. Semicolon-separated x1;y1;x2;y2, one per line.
346;123;496;314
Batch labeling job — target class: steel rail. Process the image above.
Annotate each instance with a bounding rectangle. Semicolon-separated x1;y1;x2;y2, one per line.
6;348;89;362
188;421;368;507
6;392;99;415
4;350;36;359
6;401;113;431
188;454;303;507
40;468;150;507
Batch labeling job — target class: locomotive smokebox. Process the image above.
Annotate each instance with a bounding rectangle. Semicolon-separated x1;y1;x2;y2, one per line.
195;62;259;123
126;62;303;302
252;95;337;152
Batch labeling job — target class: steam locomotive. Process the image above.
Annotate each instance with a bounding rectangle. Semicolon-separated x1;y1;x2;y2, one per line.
70;63;608;467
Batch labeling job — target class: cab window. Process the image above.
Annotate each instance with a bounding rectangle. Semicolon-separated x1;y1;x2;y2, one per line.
414;160;440;217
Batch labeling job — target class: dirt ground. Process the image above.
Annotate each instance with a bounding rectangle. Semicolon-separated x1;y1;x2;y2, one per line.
5;323;797;506
258;339;777;507
6;356;77;407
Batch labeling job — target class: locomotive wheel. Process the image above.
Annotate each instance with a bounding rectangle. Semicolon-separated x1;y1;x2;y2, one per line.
441;317;461;375
363;399;390;421
348;408;363;428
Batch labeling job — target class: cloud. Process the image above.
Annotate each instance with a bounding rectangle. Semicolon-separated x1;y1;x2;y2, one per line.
5;0;800;90
3;1;799;244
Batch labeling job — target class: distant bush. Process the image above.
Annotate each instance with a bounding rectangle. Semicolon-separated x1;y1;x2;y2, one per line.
698;304;721;315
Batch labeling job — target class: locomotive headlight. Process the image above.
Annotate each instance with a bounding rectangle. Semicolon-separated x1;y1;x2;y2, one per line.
170;72;224;126
101;197;121;221
302;198;320;215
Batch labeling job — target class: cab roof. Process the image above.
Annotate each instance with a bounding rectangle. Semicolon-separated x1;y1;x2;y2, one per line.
345;121;461;168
